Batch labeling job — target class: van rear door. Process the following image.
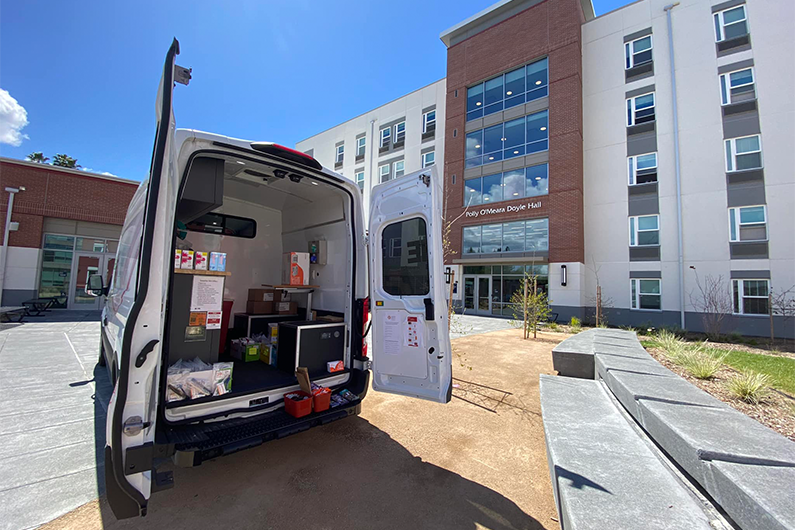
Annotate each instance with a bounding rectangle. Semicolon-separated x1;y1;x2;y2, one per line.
105;39;187;519
367;166;452;403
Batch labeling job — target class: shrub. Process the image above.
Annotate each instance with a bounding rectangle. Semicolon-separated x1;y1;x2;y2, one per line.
548;322;559;332
570;317;582;333
656;329;684;352
680;347;726;380
596;321;609;329
726;372;771;404
728;331;743;344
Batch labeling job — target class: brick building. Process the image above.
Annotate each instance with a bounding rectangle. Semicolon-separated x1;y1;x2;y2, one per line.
0;157;138;308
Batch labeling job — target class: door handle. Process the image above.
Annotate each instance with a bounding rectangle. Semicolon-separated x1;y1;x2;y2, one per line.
134;340;160;368
103;317;108;326
424;298;434;320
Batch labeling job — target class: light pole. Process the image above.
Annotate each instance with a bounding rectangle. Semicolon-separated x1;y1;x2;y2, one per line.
0;186;25;305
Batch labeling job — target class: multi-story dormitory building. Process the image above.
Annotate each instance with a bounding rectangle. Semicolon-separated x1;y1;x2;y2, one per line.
298;0;795;337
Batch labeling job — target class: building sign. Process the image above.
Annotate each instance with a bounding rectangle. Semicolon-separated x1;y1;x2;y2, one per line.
465;200;542;218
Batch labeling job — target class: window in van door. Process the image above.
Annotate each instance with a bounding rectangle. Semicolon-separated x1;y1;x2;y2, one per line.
381;217;429;296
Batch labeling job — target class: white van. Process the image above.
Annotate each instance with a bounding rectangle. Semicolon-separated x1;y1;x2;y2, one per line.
87;40;451;519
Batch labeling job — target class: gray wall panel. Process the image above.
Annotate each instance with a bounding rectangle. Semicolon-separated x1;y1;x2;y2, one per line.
730;270;770;279
629;246;661;261
628;193;659;216
727;177;765;207
627;131;657;156
730;241;769;259
629;270;662;278
626;84;656;99
717;58;754;74
723;109;760;139
624;27;653;42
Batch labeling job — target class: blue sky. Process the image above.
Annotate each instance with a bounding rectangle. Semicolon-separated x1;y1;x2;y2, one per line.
0;0;626;180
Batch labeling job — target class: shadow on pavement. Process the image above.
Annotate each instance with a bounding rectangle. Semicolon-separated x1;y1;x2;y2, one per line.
86;414;546;530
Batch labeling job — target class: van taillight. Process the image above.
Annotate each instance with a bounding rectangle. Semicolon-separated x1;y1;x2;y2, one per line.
362;297;370;358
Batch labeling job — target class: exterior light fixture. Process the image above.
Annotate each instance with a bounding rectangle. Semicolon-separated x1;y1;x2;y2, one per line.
514;150;519;154
561;264;568;286
506;91;513;95
536;80;542;85
476;101;482;106
540;127;547;131
475;144;480;148
513;192;519;196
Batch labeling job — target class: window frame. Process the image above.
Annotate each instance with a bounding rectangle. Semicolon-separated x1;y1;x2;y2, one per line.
335;144;344;164
380;127;391;148
630;278;662;311
725;134;762;172
626;92;656;127
714;5;748;43
381;217;430;297
625;35;653;69
728;205;767;242
628;214;660;247
461;218;549;255
732;278;769;315
466;57;549;121
422;151;435;168
463;164;549;207
628;152;658;186
379;163;391;183
423;110;436;134
355;170;365;191
465;110;549;168
393;121;406;144
719;67;755;106
393;160;405;179
356;136;366;157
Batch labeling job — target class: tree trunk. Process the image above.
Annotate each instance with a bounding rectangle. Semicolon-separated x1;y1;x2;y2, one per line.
533;278;538;339
523;279;528;340
596;285;602;327
769;293;774;349
448;270;455;326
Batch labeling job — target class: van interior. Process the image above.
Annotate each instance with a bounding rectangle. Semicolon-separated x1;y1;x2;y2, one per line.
163;152;356;416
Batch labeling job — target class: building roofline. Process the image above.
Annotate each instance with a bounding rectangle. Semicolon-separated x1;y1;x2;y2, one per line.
439;0;595;48
295;78;446;145
0;156;139;185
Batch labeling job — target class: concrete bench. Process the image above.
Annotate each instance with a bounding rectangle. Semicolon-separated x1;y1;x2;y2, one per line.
0;306;27;322
540;375;716;529
543;329;795;530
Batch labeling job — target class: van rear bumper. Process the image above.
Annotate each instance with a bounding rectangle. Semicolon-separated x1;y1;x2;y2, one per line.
156;369;369;467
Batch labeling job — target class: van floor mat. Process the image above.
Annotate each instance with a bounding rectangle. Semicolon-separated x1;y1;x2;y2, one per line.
159;401;361;452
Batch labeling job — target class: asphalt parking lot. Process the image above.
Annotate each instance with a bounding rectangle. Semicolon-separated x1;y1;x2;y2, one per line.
2;312;563;530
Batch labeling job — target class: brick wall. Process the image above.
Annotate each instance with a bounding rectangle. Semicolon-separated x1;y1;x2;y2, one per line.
0;160;138;248
444;0;586;264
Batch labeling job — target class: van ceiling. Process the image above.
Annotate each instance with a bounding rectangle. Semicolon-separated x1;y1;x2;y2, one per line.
198;155;345;212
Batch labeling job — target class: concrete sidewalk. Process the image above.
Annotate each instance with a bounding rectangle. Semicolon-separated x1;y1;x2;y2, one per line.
0;311;111;530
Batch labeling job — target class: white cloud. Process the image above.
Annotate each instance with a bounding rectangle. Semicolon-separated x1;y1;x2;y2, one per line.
0;89;29;147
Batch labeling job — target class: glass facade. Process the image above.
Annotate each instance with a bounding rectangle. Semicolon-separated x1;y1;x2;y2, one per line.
463;218;549;255
466;58;549;121
464;164;548;206
466;110;548;168
462;264;549;316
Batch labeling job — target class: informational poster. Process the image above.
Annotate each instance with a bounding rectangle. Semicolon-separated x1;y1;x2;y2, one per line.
405;316;420;348
382;311;402;355
206;311;222;330
189;311;207;327
190;276;224;312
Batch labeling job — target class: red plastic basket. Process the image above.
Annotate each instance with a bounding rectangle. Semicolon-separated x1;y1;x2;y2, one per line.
284;391;313;418
312;388;331;412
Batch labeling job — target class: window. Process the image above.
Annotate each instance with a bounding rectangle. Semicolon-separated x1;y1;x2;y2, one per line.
423;110;436;134
631;279;661;310
627;92;655;126
628;153;658;185
464;164;548;206
629;214;660;246
356;137;366;157
625;35;653;69
732;279;769;315
394;121;406;144
186;213;257;238
379;164;391;183
422;151;435;168
466;58;548;121
355;171;365;191
714;5;748;42
725;135;762;172
462;218;548;254
381;217;429;296
393;160;405;179
465;110;548;168
335;145;344;164
720;68;755;105
729;205;767;242
380;127;391;148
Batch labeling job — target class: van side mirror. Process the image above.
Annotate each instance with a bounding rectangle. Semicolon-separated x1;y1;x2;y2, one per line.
86;274;107;297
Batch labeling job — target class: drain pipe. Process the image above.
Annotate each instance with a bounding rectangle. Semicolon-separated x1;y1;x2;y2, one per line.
367;118;376;220
0;187;22;306
664;2;685;330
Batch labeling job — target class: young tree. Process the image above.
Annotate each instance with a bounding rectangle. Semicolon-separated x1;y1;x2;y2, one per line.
585;255;614;327
26;152;49;163
509;274;551;340
689;269;732;340
52;154;80;168
770;285;795;346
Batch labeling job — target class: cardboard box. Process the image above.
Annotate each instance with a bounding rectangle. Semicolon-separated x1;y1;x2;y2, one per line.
268;323;279;344
327;360;344;373
231;339;260;362
283;252;310;285
259;343;271;364
180;250;194;269
269;344;278;367
246;301;274;315
174;249;182;269
248;288;275;302
276;301;298;315
209;252;227;272
275;289;291;302
194;251;208;270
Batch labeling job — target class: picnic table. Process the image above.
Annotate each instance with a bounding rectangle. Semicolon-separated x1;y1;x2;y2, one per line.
0;306;27;322
22;297;65;316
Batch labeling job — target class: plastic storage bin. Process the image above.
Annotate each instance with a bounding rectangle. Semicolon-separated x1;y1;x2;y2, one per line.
284;391;312;418
312;388;331;412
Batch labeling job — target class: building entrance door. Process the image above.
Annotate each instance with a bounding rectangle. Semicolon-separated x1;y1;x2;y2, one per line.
68;252;115;310
463;275;492;315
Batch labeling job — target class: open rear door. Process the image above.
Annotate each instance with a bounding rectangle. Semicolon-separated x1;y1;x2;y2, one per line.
368;166;452;403
105;39;188;519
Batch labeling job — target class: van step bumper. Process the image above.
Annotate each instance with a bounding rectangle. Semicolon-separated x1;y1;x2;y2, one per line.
158;401;361;465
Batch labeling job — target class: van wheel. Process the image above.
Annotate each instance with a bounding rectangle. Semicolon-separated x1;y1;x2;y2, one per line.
98;338;107;367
